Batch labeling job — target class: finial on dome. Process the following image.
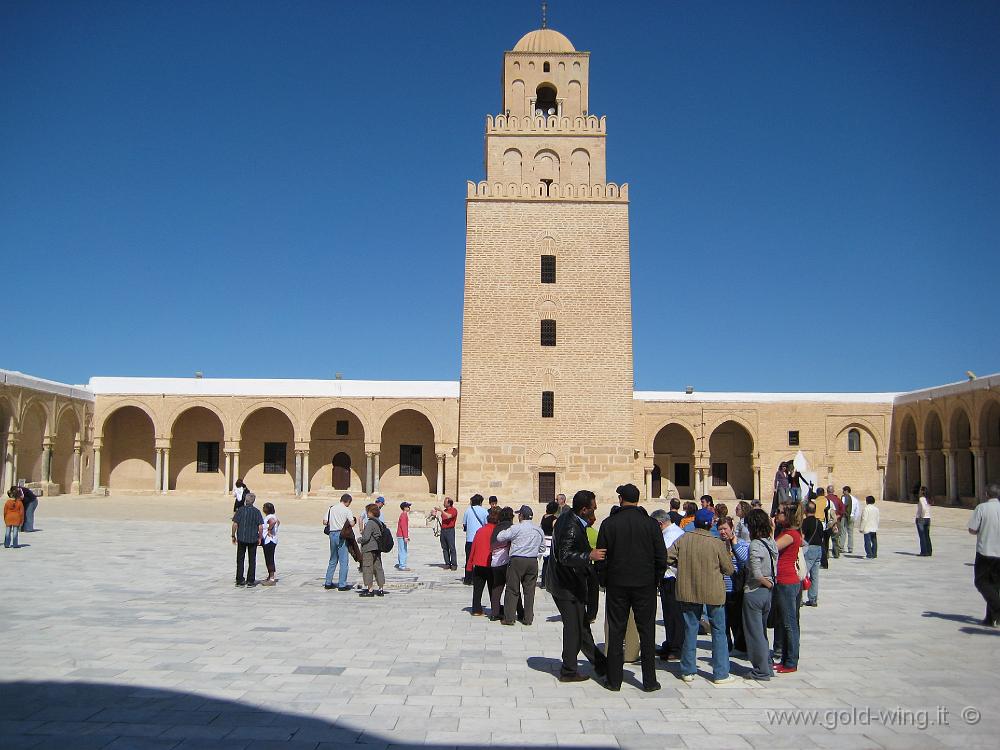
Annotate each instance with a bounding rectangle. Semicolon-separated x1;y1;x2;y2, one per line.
541;1;547;29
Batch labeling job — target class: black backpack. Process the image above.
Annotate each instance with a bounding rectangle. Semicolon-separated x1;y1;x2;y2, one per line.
376;520;394;553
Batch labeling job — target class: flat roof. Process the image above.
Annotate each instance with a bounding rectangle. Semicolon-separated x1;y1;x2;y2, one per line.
1;369;94;402
88;377;461;399
893;372;1000;405
634;391;898;404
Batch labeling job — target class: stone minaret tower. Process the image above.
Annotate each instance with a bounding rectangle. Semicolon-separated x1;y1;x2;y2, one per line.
458;26;636;503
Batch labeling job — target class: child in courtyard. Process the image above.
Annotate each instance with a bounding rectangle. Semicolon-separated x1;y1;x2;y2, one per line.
261;502;280;585
860;496;879;559
396;501;412;571
4;489;25;548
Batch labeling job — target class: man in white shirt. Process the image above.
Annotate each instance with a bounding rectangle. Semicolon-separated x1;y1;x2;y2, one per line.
323;494;357;591
915;487;932;557
969;484;1000;627
651;509;685;661
841;486;861;555
462;494;489;584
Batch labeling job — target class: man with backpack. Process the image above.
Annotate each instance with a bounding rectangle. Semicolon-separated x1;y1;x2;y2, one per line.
358;502;393;597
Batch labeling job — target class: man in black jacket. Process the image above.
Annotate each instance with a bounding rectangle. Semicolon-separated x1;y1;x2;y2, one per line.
595;483;668;692
546;490;607;682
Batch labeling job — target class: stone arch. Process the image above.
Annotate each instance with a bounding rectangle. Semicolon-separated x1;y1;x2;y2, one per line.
52;406;81;494
949;406;975;498
375;402;441;442
97;399;159;439
503;148;523;184
705;415;757;453
567;80;582;115
651;422;697;500
234;401;300;442
308;406;368;493
169;406;226;491
533;148;560;183
510;79;525;117
102;405;156;490
830;416;884;457
167;401;230;440
239;406;296;492
923;410;946;498
833;422;880;501
708;420;754;501
18;399;49;484
979;397;1000;491
897;411;920;500
570;148;591;184
379;408;437;495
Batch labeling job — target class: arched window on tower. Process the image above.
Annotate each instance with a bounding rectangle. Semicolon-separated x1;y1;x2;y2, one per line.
847;429;861;452
535;84;558;117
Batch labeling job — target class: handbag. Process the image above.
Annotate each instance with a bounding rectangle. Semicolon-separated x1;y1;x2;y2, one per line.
795;545;808;582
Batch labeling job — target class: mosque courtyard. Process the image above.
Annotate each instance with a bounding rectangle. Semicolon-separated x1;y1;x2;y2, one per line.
1;496;997;750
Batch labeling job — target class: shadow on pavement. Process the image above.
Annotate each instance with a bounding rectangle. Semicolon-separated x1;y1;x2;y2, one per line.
921;610;981;624
0;680;616;749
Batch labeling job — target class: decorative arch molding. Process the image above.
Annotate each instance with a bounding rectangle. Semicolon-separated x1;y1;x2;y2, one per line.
705;415;758;453
234;402;301;441
647;419;699;456
53;402;83;438
305;403;373;442
829;417;884;457
375;402;441;442
0;394;16;433
97;400;160;438
976;393;1000;444
166;401;230;440
947;401;974;447
528;447;565;468
896;409;919;446
920;408;945;448
20;397;53;437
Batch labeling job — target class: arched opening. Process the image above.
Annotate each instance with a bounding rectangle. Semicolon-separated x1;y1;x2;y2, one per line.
533;149;560;190
708;421;754;501
543;61;550;73
309;408;365;493
836;424;878;499
567;80;582;116
510;79;525;117
0;398;12;488
951;409;974;499
503;148;522;184
18;402;47;485
239;407;295;493
651;464;662;499
570;148;591;184
924;412;946;499
103;406;156;490
169;407;225;492
53;408;81;494
899;414;919;499
652;423;696;500
379;409;437;495
332;452;352;491
535;83;557;116
981;400;1000;491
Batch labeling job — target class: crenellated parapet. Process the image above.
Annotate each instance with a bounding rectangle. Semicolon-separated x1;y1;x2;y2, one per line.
487;113;606;135
466;180;628;202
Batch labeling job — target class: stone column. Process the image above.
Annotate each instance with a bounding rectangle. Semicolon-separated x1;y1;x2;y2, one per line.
365;452;374;494
223;451;232;494
896;453;906;501
373;452;381;493
302;450;310;495
72;441;82;494
918;450;929;493
878;464;886;502
973;448;986;501
154;448;163;492
42;439;53;484
93;444;102;491
752;460;761;502
945;450;958;504
644;466;653;501
296;451;305;496
232;451;240;486
161;448;170;494
4;435;15;490
436;453;446;498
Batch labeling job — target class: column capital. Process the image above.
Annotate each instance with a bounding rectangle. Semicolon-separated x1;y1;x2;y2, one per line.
224;442;240;453
155;438;170;450
294;442;310;452
364;442;381;454
42;437;55;449
436;452;447;461
971;446;985;458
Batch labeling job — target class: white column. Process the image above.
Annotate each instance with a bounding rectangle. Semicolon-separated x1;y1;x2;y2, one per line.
878;465;886;502
644;467;653;501
896;453;906;501
42;440;53;484
223;451;232;494
753;465;762;502
436;453;445;498
366;452;374;494
232;451;240;487
945;450;958;503
4;437;14;489
72;447;82;494
373;452;381;493
154;448;163;492
973;448;987;501
918;450;929;494
294;451;303;496
161;448;170;494
302;451;310;495
93;446;102;491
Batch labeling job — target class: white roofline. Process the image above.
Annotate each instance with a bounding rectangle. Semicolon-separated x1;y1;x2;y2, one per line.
635;391;898;404
88;377;461;399
0;369;94;402
892;372;1000;405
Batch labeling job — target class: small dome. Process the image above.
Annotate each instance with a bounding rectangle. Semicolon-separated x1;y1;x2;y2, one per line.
513;28;575;53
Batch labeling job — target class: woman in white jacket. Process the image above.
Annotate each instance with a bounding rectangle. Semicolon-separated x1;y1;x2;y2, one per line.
860;496;880;559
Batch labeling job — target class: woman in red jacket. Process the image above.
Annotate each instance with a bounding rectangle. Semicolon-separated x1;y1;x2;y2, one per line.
466;506;499;616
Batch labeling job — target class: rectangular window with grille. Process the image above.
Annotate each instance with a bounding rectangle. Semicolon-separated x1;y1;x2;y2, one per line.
542;391;554;418
336;419;349;436
400;444;422;476
541;255;556;283
539;472;556;503
788;430;800;446
196;442;219;473
540;319;556;346
264;442;286;474
674;462;691;487
711;462;728;487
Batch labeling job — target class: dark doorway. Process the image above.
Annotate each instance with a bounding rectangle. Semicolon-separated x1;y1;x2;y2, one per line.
332;452;351;490
652;464;662;499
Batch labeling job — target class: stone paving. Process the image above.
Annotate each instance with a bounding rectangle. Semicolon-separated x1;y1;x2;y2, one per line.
1;496;998;749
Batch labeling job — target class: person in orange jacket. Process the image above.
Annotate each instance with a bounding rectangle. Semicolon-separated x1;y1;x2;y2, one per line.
4;489;25;549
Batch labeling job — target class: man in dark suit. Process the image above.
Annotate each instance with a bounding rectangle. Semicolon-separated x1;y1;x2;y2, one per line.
546;490;607;682
595;483;668;692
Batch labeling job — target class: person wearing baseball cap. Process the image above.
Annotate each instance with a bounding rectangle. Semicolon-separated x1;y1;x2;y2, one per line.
594;483;667;692
495;504;546;626
666;505;736;685
396;502;412;571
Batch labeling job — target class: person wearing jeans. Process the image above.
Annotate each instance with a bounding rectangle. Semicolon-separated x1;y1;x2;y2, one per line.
916;489;932;557
772;505;803;673
861;496;880;559
436;499;458;570
679;602;730;681
800;502;824;606
396;501;412;570
323;494;357;590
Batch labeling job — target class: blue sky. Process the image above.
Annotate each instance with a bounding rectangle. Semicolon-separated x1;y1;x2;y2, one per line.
3;1;998;392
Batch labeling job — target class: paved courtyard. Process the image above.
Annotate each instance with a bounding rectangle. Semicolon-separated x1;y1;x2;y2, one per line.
1;495;998;749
